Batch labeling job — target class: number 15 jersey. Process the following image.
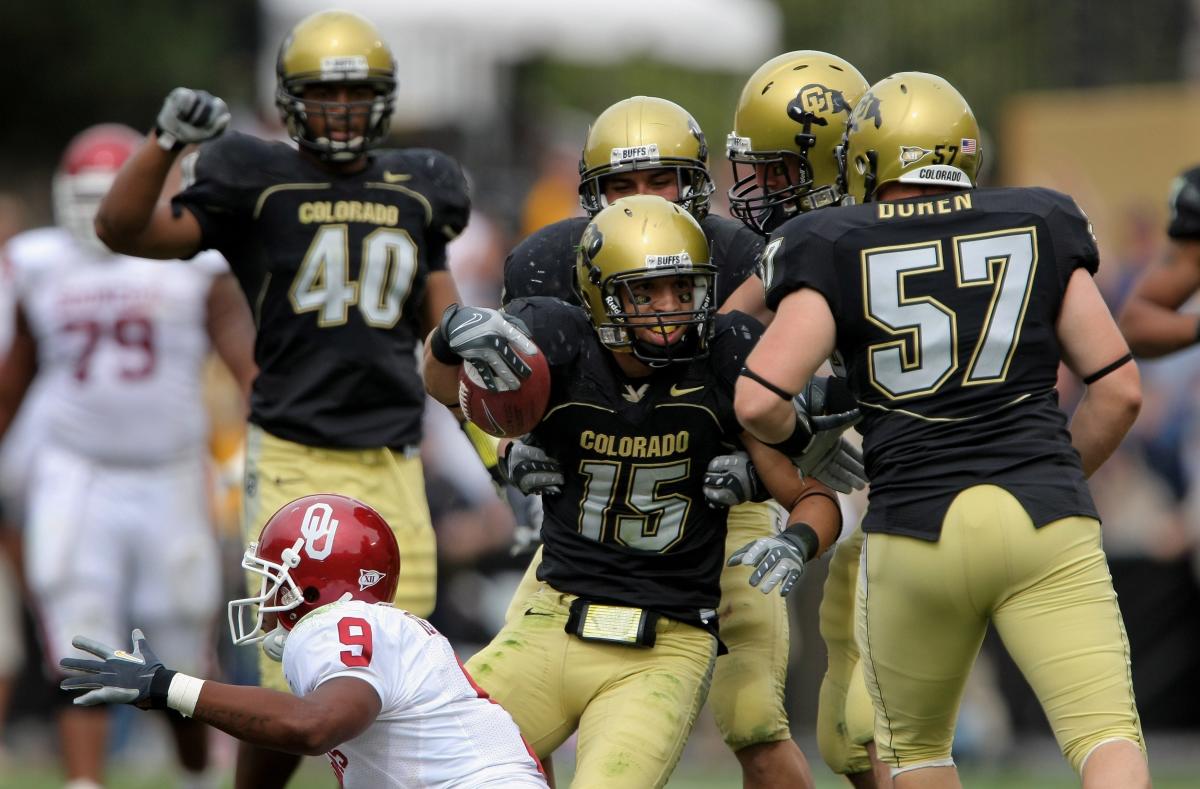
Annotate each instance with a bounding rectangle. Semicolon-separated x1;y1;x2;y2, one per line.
764;187;1099;541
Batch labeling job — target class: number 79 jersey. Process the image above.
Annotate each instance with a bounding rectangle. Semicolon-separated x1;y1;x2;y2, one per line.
764;186;1099;541
172;131;470;450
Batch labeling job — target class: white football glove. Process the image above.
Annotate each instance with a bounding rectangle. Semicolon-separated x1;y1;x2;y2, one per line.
155;87;231;151
727;531;809;597
431;304;538;392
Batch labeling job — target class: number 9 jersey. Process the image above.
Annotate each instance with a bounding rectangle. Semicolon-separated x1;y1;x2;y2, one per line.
172;131;470;449
764;186;1100;540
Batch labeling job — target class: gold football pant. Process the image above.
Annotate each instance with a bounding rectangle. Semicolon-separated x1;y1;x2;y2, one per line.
243;424;436;691
468;585;716;789
816;525;876;775
856;485;1144;774
503;501;791;752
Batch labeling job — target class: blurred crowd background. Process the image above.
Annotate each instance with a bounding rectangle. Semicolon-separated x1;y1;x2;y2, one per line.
3;0;1200;784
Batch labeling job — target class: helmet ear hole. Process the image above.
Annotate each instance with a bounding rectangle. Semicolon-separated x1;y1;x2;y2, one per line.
302;586;321;603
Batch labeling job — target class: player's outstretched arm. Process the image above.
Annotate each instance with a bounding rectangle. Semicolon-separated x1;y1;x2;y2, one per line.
61;629;380;756
726;438;842;596
1117;239;1200;357
96;88;229;260
1058;268;1142;477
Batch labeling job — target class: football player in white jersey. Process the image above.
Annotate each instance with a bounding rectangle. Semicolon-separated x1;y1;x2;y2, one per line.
0;123;256;789
58;493;549;789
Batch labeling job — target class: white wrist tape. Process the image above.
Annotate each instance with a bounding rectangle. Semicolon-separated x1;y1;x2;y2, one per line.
166;673;206;717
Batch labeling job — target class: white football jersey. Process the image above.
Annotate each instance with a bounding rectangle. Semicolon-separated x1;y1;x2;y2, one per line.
284;599;546;789
6;227;226;464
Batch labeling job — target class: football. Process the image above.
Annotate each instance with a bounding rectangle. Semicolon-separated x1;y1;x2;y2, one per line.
457;347;551;437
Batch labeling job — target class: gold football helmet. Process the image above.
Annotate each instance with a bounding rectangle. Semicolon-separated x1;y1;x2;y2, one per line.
840;72;982;203
574;195;717;363
276;10;396;161
578;97;714;220
727;51;868;233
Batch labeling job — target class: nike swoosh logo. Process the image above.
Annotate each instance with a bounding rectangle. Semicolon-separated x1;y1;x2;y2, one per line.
382;171;412;183
670;384;705;397
450;312;485;336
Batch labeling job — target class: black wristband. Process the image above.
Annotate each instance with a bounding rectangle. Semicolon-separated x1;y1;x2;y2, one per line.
779;522;820;562
151;126;185;153
429;326;461;365
148;668;177;710
765;412;814;457
1081;353;1133;385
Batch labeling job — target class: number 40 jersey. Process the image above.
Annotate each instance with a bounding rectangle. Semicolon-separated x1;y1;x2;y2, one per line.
173;131;470;450
764;186;1099;541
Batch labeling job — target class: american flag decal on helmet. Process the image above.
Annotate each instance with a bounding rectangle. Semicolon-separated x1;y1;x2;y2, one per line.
961;138;977;154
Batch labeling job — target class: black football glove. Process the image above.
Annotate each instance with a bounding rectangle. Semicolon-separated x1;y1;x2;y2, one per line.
59;628;175;709
791;377;866;493
727;528;813;597
430;304;538;392
155;88;230;151
703;451;767;508
500;439;563;496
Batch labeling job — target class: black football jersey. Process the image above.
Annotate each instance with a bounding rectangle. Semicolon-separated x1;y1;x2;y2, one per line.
1167;165;1200;240
765;187;1099;540
173;131;469;449
502;213;762;307
505;297;762;629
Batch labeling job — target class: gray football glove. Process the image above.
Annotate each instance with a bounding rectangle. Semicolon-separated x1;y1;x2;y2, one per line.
727;531;809;597
500;439;563;496
155;88;231;151
432;305;538;392
793;376;865;493
59;628;175;709
703;451;766;508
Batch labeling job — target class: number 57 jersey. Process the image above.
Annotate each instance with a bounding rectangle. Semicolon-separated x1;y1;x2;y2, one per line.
764;187;1100;541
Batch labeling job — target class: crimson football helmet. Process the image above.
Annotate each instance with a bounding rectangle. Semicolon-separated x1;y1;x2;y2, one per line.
228;493;400;646
53;124;142;250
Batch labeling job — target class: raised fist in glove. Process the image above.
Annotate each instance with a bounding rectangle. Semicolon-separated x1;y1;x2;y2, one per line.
155;87;231;151
430;304;538;392
727;523;819;597
703;451;767;508
500;439;563;496
60;628;175;709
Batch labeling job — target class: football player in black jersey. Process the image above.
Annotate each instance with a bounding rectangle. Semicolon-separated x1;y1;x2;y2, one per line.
1118;166;1200;355
719;51;896;789
426;195;850;789
92;10;479;789
499;95;857;787
736;73;1149;789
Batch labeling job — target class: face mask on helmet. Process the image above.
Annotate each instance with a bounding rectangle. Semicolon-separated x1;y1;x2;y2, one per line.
275;10;397;162
53;124;143;251
574;195;717;365
839;72;982;204
228;494;400;646
727;51;869;235
578;96;715;220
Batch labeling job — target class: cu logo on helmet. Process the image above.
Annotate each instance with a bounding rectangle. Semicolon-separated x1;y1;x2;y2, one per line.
797;84;852;118
300;502;340;560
